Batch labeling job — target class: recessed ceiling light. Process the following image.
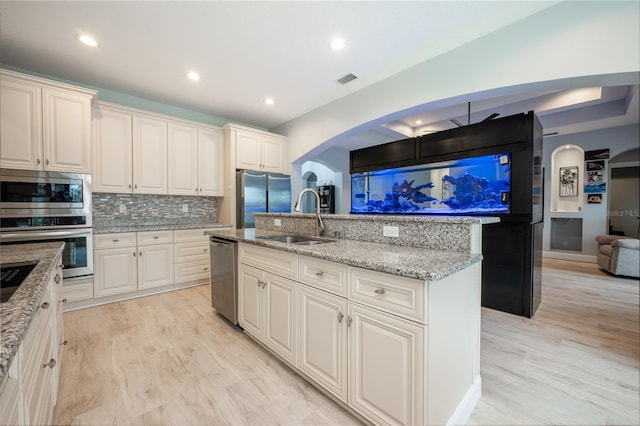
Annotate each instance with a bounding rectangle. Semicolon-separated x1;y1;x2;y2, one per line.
78;35;98;47
415;120;423;125
330;37;345;51
187;71;200;81
264;98;275;105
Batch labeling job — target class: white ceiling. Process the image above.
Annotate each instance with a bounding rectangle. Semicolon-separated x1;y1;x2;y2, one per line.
0;1;638;150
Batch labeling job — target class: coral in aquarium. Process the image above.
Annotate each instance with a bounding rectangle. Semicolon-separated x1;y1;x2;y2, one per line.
366;179;437;212
440;173;502;210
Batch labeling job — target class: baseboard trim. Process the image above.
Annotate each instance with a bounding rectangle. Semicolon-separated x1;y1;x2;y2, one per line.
447;375;481;426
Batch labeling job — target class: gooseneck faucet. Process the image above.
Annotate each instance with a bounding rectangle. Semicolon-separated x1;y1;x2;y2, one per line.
293;188;326;237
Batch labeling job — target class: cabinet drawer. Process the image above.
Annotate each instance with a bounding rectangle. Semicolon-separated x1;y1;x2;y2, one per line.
94;232;136;249
239;243;297;280
174;228;212;243
349;267;426;324
175;260;210;284
299;256;348;297
174;241;209;263
63;277;94;303
137;230;173;246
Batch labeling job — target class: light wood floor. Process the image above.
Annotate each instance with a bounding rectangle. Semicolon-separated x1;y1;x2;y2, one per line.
54;259;639;425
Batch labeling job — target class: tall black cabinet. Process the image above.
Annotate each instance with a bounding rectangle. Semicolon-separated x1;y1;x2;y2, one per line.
349;111;543;317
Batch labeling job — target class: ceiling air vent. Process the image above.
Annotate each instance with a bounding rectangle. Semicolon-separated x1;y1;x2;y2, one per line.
337;73;358;84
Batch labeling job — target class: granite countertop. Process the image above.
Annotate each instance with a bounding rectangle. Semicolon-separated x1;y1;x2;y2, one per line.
93;222;231;234
206;228;482;282
0;242;64;385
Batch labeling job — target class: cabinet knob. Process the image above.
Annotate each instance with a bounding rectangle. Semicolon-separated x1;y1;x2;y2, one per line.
139;251;142;256
347;316;353;327
204;267;209;271
134;184;138;189
128;184;132;189
203;248;208;252
40;302;50;310
133;252;136;257
199;188;202;192
45;159;50;165
374;288;386;295
62;340;68;346
54;274;61;284
315;271;324;277
42;358;56;369
153;236;159;239
37;159;41;165
338;312;344;323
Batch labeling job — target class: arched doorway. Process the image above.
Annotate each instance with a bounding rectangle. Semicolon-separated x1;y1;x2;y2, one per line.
301;171;317;213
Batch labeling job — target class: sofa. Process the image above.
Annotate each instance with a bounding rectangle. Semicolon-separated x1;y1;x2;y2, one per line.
594;234;640;278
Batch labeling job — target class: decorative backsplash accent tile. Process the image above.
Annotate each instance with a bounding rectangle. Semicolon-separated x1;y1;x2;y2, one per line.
93;193;217;227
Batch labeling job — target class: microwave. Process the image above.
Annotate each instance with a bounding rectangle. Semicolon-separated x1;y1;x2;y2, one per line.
0;169;92;229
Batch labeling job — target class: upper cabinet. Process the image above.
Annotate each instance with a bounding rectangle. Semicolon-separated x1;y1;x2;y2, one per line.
0;69;96;173
93;102;223;196
168;123;224;197
229;124;287;174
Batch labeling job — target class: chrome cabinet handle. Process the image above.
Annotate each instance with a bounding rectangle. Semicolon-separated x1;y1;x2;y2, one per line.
134;184;138;189
45;159;50;165
338;312;344;323
62;340;68;346
374;288;386;295
37;159;41;165
315;271;324;277
139;251;142;256
347;316;352;327
112;239;119;242
153;236;159;239
40;302;50;310
133;252;136;257
42;358;56;369
128;184;132;189
54;274;61;284
203;248;208;252
199;187;202;192
62;298;67;303
204;267;209;271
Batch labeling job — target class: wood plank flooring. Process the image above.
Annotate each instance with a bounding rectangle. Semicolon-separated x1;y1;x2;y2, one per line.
54;258;639;425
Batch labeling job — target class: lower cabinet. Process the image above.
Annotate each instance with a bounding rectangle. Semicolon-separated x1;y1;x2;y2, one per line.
94;245;138;297
298;285;348;403
0;260;63;426
238;263;297;367
137;244;174;290
238;244;481;426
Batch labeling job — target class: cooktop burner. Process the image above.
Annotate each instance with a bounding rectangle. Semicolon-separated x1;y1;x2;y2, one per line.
0;260;39;303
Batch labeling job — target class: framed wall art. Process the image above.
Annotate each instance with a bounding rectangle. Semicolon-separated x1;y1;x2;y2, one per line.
559;166;578;197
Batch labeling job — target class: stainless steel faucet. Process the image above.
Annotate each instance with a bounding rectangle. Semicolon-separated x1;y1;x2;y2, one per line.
293;188;326;237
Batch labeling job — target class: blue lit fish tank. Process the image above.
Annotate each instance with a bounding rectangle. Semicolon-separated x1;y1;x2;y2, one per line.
351;153;511;215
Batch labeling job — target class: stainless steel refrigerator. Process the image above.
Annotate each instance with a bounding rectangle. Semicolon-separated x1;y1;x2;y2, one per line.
236;170;291;228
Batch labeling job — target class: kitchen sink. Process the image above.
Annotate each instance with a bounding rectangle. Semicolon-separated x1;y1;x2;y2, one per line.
256;235;334;245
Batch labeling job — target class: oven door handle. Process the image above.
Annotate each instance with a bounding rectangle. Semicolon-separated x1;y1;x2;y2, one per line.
0;229;91;241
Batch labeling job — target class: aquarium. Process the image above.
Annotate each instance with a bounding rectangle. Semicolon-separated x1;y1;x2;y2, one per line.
351;153;511;215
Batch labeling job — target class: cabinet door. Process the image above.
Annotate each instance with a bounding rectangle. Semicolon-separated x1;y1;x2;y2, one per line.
348;303;425;426
92;106;133;193
137;244;174;289
168;122;199;196
43;87;92;172
235;131;261;170
261;136;285;173
299;285;348;402
264;273;298;367
198;128;224;196
133;115;167;194
94;247;138;297
0;77;43;170
238;264;264;339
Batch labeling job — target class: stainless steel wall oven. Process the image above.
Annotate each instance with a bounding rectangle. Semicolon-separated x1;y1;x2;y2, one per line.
0;169;93;279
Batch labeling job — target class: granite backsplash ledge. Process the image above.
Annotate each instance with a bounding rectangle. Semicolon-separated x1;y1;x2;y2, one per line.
93;193;217;227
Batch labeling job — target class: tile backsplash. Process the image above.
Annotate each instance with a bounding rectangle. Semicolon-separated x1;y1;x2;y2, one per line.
93;193;217;227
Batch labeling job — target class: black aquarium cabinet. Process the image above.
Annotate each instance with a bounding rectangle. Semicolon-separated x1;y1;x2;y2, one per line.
350;111;543;317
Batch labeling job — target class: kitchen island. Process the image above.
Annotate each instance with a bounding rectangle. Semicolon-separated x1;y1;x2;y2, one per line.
0;242;65;425
206;214;496;426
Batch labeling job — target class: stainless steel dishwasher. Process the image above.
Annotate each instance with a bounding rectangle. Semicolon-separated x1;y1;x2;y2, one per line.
209;236;238;325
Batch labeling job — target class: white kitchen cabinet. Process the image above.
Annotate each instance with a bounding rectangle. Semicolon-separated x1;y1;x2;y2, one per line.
238;262;298;367
174;229;211;285
92;105;133;193
0;69;95;172
348;302;425;426
168;123;224;197
228;124;287;174
133;114;168;194
299;284;348;402
50;263;64;406
94;245;138;298
136;231;174;290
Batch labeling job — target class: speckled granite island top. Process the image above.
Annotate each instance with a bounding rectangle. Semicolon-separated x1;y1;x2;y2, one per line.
0;242;64;385
206;228;482;282
93;222;231;234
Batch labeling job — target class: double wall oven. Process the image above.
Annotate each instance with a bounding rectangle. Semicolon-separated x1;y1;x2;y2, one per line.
0;169;93;279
